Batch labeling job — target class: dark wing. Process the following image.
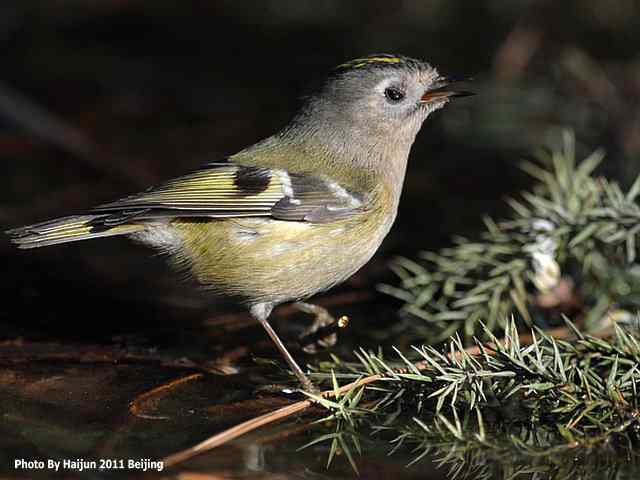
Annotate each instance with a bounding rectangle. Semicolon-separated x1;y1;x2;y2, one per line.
91;163;366;225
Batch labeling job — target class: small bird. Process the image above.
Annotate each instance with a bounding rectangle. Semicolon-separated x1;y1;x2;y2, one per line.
6;54;471;391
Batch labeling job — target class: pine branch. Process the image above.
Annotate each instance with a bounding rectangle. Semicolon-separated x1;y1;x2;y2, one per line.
382;131;640;341
305;320;639;476
162;324;586;467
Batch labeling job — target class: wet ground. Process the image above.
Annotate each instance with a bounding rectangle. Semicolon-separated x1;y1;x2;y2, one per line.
0;288;451;479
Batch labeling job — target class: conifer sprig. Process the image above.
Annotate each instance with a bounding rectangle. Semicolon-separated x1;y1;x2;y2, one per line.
380;132;640;342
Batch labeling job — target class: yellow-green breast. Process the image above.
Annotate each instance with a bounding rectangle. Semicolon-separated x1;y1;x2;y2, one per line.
170;181;395;306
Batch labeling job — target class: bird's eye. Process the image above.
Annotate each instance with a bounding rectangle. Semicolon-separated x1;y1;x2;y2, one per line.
384;87;405;103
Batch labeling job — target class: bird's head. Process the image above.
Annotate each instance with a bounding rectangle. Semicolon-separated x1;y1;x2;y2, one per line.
292;54;472;152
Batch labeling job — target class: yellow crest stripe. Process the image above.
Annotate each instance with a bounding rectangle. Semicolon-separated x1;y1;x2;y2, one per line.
337;55;403;70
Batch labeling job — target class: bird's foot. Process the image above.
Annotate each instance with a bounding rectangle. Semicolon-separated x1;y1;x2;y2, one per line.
294;302;349;354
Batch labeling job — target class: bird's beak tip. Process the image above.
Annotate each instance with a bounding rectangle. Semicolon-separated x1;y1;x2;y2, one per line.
420;89;475;103
420;75;475;103
449;90;475;98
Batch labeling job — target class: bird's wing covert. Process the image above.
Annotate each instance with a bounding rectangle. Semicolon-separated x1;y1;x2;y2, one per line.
91;163;366;224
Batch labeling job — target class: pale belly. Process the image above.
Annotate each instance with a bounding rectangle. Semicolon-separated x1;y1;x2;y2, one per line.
169;212;394;305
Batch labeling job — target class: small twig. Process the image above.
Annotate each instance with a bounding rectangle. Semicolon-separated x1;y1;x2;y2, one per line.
129;373;204;420
163;324;608;468
163;400;315;466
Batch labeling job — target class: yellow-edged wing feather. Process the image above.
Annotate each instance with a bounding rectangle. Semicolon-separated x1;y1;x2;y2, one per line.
6;162;367;248
94;163;285;215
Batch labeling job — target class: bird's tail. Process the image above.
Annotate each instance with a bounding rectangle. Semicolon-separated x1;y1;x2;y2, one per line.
5;214;144;249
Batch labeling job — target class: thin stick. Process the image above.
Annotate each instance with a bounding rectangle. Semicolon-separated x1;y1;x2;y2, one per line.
162;325;607;467
162;374;383;467
130;373;204;420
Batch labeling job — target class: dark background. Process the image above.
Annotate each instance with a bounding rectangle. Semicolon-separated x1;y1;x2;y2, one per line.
3;0;639;338
0;1;639;478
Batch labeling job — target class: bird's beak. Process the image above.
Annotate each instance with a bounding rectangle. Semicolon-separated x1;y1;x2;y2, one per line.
420;76;474;104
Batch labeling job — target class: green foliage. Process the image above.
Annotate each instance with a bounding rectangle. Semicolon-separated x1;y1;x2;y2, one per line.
303;135;640;477
380;132;640;342
306;320;640;478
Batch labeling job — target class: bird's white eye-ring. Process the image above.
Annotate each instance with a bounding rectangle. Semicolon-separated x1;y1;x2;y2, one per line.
384;87;405;103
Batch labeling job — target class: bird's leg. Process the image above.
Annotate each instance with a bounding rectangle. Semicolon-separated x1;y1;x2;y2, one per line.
294;302;348;354
258;319;317;393
250;303;317;392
